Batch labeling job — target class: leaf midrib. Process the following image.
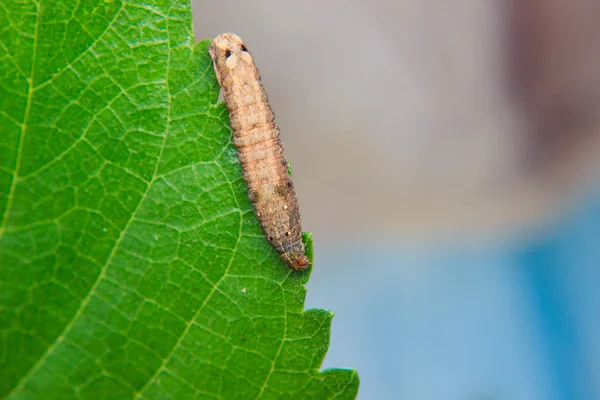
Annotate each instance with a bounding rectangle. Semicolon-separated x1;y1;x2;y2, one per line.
2;2;177;397
0;0;39;240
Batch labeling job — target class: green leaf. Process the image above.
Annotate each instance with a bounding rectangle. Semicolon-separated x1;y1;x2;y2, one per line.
0;0;359;398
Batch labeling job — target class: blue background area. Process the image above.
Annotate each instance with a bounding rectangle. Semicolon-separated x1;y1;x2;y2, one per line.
306;189;600;400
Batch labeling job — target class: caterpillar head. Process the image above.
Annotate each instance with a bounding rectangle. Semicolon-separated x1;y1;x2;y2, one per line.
208;33;256;85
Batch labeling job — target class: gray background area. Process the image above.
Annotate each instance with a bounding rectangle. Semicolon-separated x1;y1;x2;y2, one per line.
192;1;600;399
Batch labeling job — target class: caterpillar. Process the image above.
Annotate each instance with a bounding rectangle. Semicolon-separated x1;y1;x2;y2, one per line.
209;33;311;270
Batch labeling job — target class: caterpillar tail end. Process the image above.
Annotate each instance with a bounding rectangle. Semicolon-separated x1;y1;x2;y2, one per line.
289;255;311;271
281;252;311;271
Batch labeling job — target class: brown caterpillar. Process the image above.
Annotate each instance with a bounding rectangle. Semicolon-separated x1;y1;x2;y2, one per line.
209;33;310;270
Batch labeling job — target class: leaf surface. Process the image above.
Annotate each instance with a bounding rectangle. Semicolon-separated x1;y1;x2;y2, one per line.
0;0;359;398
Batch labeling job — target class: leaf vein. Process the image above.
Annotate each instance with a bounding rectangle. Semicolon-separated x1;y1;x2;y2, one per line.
32;2;125;92
0;0;40;240
132;163;244;399
254;274;291;399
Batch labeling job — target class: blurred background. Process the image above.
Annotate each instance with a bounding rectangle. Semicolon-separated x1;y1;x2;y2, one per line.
193;1;600;399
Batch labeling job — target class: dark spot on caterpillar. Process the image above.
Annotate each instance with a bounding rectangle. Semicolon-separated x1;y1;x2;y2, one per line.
248;189;260;202
225;49;232;59
275;183;287;197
